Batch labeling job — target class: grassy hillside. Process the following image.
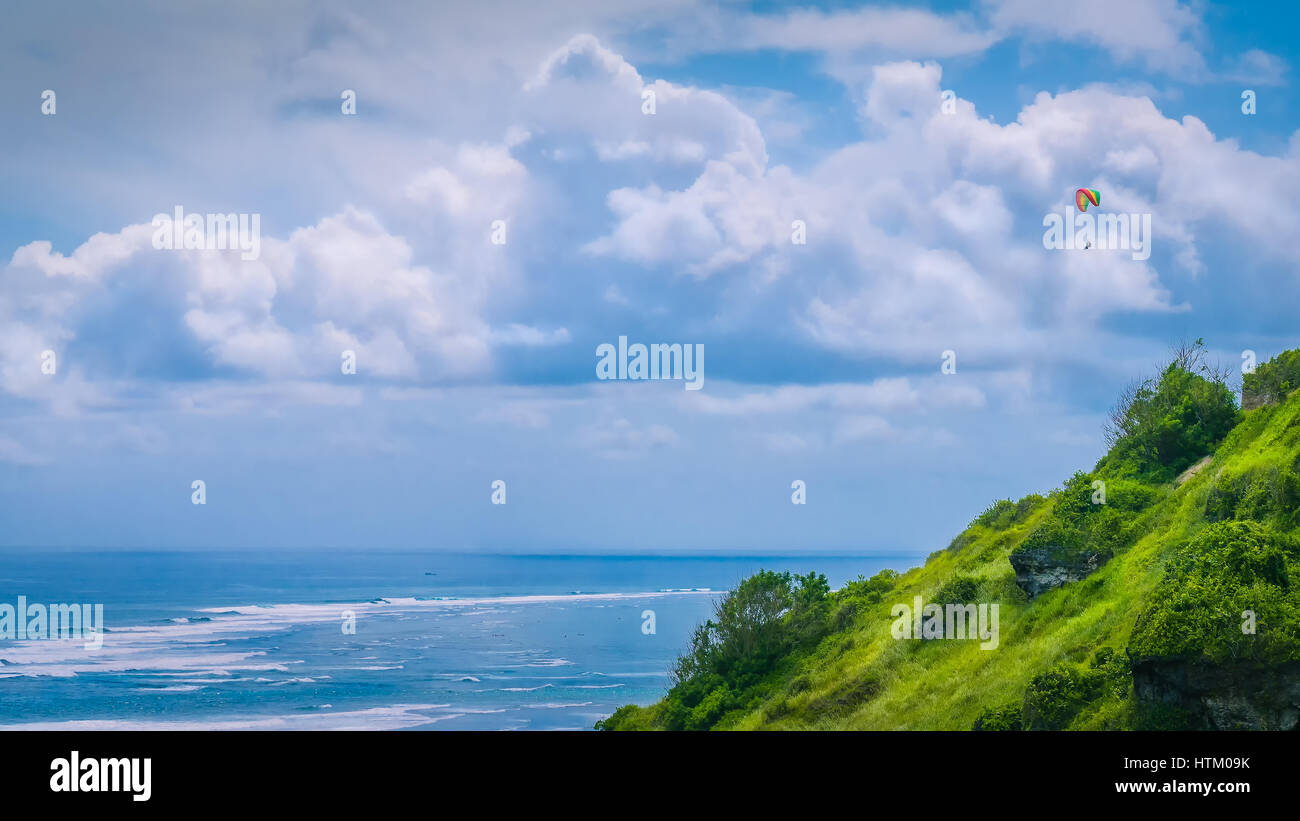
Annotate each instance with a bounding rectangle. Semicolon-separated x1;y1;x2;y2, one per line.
598;344;1300;730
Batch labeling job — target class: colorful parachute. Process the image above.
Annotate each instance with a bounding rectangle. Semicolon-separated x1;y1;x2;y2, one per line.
1075;188;1101;212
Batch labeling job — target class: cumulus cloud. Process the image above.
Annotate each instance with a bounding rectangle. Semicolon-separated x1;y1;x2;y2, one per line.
982;0;1205;74
0;201;556;408
577;54;1300;367
4;26;1298;434
525;34;769;177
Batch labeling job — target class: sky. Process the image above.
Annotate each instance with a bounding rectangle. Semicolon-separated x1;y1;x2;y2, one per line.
1;0;1298;553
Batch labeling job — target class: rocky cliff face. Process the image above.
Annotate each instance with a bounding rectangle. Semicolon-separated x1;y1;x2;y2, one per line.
1009;544;1107;598
1242;389;1276;412
1132;658;1300;730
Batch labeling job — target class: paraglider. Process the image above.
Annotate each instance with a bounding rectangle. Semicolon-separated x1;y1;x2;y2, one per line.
1075;188;1101;212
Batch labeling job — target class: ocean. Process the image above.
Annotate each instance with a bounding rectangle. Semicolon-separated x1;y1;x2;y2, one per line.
0;551;914;730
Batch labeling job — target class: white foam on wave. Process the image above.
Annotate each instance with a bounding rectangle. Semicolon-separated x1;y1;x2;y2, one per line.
0;588;713;680
197;588;714;619
0;703;458;731
133;684;205;693
499;683;554;692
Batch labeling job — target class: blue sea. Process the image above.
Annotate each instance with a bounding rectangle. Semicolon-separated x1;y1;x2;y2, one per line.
0;551;913;730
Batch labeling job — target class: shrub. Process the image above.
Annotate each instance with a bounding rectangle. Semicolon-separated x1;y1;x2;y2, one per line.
1089;647;1133;700
933;575;980;606
945;530;977;553
1023;664;1104;730
1100;344;1240;482
973;495;1043;531
1128;521;1300;665
973;701;1023;731
1013;472;1146;566
595;703;657;731
837;568;898;604
645;568;835;730
1205;465;1300;529
1243;349;1300;407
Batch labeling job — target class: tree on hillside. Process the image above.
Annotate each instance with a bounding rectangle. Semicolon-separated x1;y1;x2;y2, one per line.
1100;339;1240;482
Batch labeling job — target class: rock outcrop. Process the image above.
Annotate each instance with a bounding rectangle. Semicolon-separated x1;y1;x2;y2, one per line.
1131;658;1300;730
1009;544;1107;598
1242;389;1274;411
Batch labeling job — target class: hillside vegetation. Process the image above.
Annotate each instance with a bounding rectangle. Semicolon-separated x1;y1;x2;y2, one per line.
598;343;1300;730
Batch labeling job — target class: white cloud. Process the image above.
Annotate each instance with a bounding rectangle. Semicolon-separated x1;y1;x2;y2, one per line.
1220;49;1289;87
0;203;534;405
734;7;997;58
579;55;1300;366
525;34;769;178
578;417;679;459
833;414;895;443
687;378;985;416
4;27;1298;440
982;0;1205;74
489;324;572;347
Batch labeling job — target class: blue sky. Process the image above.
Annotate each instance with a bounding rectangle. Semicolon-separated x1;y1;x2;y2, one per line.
1;0;1298;552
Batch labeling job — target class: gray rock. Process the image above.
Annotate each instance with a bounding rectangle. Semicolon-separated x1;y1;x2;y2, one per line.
1241;388;1278;411
1009;545;1106;598
1132;658;1300;730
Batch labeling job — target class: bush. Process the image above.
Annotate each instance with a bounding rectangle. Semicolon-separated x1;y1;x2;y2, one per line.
1100;344;1240;482
1204;464;1300;529
1128;521;1300;665
974;495;1044;530
1023;664;1104;730
595;703;658;731
1103;479;1161;512
1088;647;1133;700
1013;472;1147;566
1244;349;1300;407
934;575;980;606
836;568;898;604
630;568;835;730
973;701;1023;731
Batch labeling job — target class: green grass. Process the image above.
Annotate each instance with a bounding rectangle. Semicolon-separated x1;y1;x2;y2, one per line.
600;354;1300;731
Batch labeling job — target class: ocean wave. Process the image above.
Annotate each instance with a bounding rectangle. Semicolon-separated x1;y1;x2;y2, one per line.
0;703;457;731
499;683;554;692
0;588;709;681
